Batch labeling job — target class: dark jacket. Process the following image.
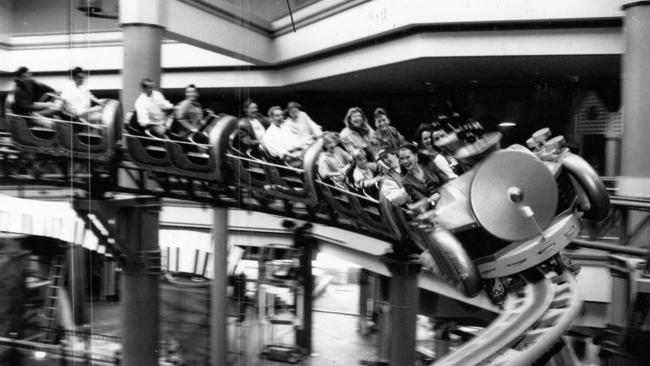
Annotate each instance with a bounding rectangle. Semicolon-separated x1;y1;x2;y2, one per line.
12;78;55;115
402;161;449;201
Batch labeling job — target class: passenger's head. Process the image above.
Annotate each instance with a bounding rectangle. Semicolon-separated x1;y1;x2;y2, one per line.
344;107;367;129
378;148;400;172
322;132;339;153
398;143;419;172
243;99;258;117
140;78;155;96
374;108;390;132
416;124;435;150
352;148;368;169
14;66;31;80
70;67;87;86
286;101;301;119
185;84;199;101
267;106;284;126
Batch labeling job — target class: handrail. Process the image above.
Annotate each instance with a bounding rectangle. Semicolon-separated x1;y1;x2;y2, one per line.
6;112;106;129
225;153;304;173
316;179;379;203
572;238;649;256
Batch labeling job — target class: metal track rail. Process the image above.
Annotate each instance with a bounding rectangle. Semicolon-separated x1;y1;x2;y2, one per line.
434;269;581;366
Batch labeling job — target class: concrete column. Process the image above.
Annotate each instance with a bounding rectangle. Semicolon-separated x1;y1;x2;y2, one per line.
210;207;229;366
621;2;650;178
69;245;87;325
0;0;12;45
117;198;161;366
604;134;620;177
296;228;315;354
359;269;370;335
383;256;421;366
119;0;164;114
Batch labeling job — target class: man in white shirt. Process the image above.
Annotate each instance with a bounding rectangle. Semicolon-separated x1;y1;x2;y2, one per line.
60;67;105;122
262;106;312;166
134;78;173;137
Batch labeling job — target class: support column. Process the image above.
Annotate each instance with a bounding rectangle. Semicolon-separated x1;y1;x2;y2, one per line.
604;134;620;177
117;198;161;366
69;245;87;326
295;224;316;354
119;0;164;113
210;207;228;366
383;256;421;366
621;2;650;178
359;269;370;335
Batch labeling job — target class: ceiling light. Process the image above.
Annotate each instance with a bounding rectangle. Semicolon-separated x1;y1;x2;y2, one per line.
499;122;517;127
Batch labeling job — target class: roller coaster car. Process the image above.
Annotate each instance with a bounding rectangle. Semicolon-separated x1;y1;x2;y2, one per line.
5;94;122;161
54;100;122;161
212;116;320;206
162;115;222;180
400;132;609;303
122;111;172;170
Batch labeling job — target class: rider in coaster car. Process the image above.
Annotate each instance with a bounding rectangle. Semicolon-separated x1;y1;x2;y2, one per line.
59;66;106;124
398;143;449;203
351;147;381;195
134;78;174;138
11;66;62;128
233;99;267;155
373;107;408;152
262;105;312;168
317;131;353;186
168;84;207;140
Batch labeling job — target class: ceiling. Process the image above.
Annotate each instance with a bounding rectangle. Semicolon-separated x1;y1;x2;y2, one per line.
286;54;621;94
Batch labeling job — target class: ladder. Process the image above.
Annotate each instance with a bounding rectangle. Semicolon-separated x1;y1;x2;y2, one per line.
42;248;67;343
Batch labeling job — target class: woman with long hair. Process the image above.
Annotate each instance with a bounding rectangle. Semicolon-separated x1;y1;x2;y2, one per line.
340;107;379;157
415;124;459;179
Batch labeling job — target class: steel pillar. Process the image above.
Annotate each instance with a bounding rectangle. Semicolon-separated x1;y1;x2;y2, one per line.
68;244;87;326
210;207;228;366
117;197;162;366
383;256;421;366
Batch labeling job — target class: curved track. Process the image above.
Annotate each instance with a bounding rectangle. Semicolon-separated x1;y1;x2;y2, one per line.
435;269;581;366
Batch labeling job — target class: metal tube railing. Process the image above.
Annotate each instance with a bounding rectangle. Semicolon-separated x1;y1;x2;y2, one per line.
571;238;649;257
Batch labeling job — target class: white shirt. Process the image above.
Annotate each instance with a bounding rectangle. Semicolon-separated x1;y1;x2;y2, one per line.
287;111;322;141
134;90;173;126
381;178;409;206
263;122;311;158
60;81;92;116
433;154;458;179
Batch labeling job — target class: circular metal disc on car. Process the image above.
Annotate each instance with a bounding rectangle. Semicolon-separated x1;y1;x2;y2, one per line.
470;150;558;241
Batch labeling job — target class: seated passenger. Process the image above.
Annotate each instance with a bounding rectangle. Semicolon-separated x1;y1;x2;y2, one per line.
431;127;465;175
233;99;267;153
340;107;379;156
373;108;407;152
285;101;322;144
262;106;312;167
376;148;409;206
11;66;61;127
317;132;353;185
169;84;205;139
398;143;449;202
351;148;380;193
134;78;174;137
415;124;458;179
60;66;105;122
